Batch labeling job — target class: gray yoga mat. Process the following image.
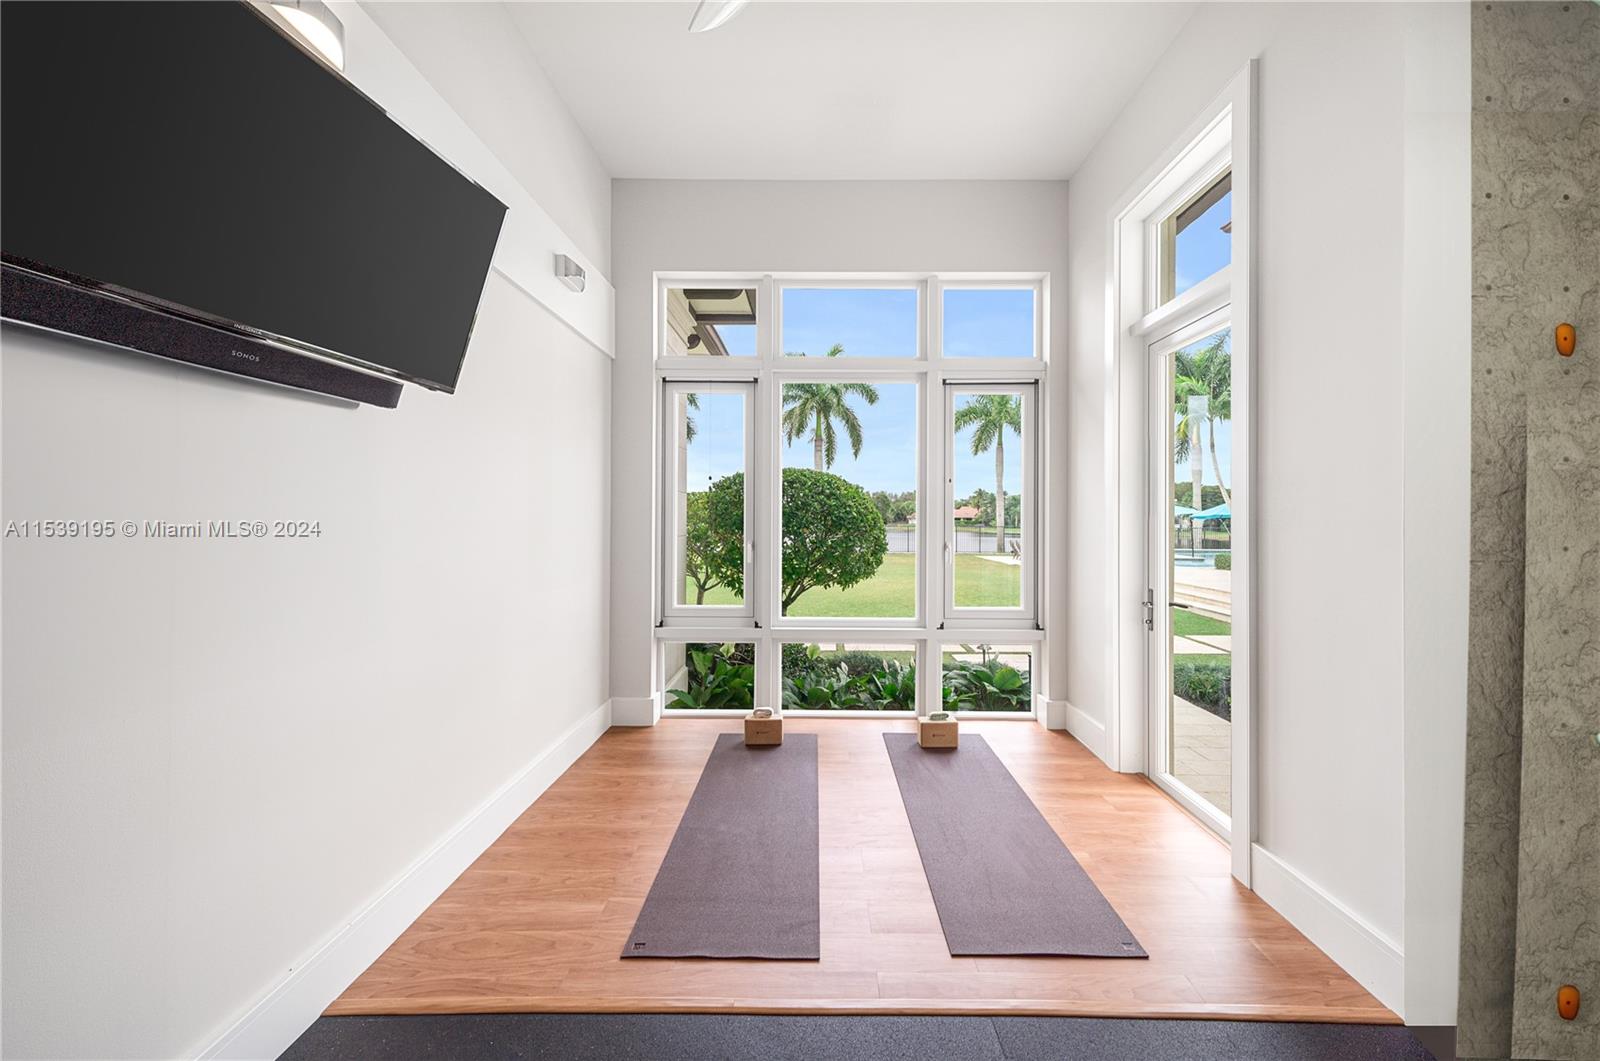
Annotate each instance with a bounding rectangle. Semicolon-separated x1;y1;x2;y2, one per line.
623;732;819;959
883;733;1146;958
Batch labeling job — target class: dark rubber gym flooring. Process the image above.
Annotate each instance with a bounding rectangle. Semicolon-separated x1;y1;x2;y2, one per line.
281;1013;1437;1060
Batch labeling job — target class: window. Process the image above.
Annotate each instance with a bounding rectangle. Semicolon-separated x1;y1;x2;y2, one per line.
664;286;758;356
1159;170;1232;304
781;286;919;359
780;379;919;619
662;382;752;616
657;275;1045;718
664;642;757;710
942;643;1035;714
942;287;1037;359
781;642;917;712
947;385;1034;617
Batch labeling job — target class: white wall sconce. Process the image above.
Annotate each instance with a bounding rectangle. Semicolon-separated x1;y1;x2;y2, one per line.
554;254;586;293
269;0;345;70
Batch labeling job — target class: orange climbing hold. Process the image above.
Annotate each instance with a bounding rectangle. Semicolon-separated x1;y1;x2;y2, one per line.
1556;322;1576;357
1557;984;1580;1021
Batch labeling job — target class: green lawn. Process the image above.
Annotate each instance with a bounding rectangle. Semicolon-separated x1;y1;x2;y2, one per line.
1175;654;1232;666
1172;609;1231;637
691;553;1021;616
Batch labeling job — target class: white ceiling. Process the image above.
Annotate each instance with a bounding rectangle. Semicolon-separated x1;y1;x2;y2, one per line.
504;2;1197;180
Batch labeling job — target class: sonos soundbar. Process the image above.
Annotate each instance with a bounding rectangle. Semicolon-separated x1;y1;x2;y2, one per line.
0;263;404;408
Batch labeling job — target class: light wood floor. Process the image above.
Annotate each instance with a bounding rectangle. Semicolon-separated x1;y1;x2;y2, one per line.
331;718;1397;1024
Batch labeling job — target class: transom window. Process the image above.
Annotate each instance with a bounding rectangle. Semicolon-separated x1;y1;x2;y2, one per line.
658;274;1045;718
1159;169;1232;304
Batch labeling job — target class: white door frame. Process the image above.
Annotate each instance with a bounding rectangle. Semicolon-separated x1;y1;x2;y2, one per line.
1106;62;1256;884
1145;306;1234;840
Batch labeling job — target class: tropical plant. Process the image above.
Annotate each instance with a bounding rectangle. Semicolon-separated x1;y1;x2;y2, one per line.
667;643;755;710
780;345;880;470
953;394;1023;553
778;657;916;712
942;655;1031;712
700;469;887;613
858;660;916;711
781;662;863;710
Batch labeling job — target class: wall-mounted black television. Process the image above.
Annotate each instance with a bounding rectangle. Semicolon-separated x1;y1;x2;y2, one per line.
1;1;508;407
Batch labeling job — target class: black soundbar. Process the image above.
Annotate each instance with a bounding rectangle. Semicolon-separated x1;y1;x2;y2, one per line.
0;263;404;408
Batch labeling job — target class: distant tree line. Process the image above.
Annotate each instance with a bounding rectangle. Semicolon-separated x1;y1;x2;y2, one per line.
870;490;917;525
1172;483;1227;510
957;489;1021;530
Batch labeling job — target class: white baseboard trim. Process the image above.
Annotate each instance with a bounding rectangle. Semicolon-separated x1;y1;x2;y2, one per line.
194;698;614;1060
1036;695;1069;731
611;692;661;727
1065;702;1110;765
1250;843;1405;1015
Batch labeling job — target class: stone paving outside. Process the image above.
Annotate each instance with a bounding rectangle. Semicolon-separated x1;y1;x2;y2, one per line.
1172;696;1231;815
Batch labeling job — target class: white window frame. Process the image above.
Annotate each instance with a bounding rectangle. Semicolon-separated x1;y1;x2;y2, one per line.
1106;62;1255;885
943;382;1039;627
655;272;1047;719
659;380;757;623
1150;158;1233;309
938;639;1042;721
936;279;1046;371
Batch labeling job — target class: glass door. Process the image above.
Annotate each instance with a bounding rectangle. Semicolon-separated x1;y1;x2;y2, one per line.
1148;312;1234;832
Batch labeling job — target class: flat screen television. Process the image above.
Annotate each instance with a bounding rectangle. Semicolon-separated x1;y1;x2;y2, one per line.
1;0;507;404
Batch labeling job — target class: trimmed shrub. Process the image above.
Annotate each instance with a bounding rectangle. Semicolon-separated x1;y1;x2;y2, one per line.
1172;657;1231;721
832;651;894;678
1214;553;1232;571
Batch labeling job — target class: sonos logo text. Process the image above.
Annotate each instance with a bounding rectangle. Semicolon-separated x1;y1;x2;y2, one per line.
230;349;260;363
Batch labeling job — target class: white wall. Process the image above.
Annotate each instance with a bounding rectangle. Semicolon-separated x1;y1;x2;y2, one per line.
1063;1;1469;1024
1399;3;1471;1030
0;8;614;1060
361;0;612;277
609;180;1070;717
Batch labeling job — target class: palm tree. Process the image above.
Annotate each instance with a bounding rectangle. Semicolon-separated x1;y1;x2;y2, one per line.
1173;333;1232;502
683;392;699;443
1172;333;1231;552
954;393;1022;553
780;344;879;470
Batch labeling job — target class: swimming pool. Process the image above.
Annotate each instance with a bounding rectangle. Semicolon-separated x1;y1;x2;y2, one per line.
1173;549;1231;568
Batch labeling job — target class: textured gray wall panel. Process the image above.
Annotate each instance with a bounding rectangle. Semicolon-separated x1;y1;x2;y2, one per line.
1462;3;1600;1060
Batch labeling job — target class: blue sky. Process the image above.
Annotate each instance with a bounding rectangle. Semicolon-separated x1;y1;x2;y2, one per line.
1174;190;1231;296
783;288;918;358
1169;193;1233;493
